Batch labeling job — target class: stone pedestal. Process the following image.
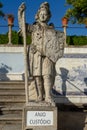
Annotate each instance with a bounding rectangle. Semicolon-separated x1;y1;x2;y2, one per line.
22;102;58;130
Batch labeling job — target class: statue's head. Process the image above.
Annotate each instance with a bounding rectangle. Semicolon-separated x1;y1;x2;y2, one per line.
35;2;51;23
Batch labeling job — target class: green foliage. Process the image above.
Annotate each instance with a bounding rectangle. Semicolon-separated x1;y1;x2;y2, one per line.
0;31;31;45
26;35;31;44
18;35;31;45
0;2;3;8
0;2;4;17
67;35;87;46
0;31;87;46
12;31;19;45
65;0;87;24
0;34;8;44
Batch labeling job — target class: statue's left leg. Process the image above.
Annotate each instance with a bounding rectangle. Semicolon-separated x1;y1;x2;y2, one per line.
35;76;43;101
43;75;53;103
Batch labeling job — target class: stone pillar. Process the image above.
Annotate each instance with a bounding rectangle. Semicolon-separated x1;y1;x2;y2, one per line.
63;26;67;47
62;17;68;47
7;14;14;45
8;25;12;44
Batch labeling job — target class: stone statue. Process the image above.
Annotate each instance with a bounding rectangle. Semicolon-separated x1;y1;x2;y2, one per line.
18;2;65;105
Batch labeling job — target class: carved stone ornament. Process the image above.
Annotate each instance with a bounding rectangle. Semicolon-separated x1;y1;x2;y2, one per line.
33;28;65;63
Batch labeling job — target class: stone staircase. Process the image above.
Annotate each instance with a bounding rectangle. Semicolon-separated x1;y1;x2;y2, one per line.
0;81;25;130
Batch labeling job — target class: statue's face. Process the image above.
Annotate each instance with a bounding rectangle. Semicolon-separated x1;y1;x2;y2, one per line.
39;10;48;22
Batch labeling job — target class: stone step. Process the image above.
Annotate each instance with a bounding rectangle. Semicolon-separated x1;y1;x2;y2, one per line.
0;80;32;88
0;81;25;89
0;81;25;130
0;81;31;87
0;81;25;103
0;91;25;96
0;124;22;130
0;102;25;107
0;96;25;103
0;114;22;124
0;81;24;85
0;103;24;109
0;104;24;115
0;86;25;90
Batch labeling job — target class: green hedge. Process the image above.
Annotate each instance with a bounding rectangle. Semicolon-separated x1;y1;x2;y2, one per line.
0;31;31;45
0;34;8;44
0;32;87;46
67;35;87;46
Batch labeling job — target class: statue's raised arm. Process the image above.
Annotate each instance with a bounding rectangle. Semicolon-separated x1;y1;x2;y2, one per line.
18;3;29;104
18;2;26;34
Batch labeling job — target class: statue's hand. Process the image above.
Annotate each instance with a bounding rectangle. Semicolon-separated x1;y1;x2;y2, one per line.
18;2;26;33
18;2;26;13
18;29;23;36
30;44;37;54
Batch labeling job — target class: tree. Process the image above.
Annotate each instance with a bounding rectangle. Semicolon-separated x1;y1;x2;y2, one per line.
65;0;87;24
0;2;4;17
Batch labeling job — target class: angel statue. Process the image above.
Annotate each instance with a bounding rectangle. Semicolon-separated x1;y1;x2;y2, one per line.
18;2;65;105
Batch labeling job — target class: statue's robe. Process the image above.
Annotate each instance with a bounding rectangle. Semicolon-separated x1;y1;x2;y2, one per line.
27;23;64;77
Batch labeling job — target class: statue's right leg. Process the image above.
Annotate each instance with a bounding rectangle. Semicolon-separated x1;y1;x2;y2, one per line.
43;75;52;103
35;77;43;101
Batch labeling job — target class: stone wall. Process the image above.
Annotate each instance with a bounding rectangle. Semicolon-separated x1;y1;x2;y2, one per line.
0;46;24;80
54;47;87;105
0;46;87;105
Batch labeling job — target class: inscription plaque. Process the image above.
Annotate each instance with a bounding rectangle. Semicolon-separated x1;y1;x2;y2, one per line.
27;111;53;126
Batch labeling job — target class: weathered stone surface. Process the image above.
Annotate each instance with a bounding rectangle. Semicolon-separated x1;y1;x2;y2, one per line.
28;80;37;101
0;81;25;130
22;105;57;130
18;2;64;104
31;27;64;63
43;29;64;63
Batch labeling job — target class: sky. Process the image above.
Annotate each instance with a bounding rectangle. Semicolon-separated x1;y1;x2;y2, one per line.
0;0;87;35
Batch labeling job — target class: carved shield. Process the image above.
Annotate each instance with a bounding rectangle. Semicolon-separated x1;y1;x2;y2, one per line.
43;29;65;63
31;27;65;63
